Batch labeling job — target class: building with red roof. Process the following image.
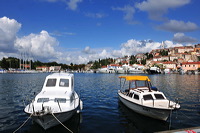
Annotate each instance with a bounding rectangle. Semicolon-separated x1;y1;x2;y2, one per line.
181;62;200;71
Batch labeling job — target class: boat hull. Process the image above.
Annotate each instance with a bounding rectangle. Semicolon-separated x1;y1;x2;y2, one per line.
118;92;171;121
31;109;76;130
115;69;128;74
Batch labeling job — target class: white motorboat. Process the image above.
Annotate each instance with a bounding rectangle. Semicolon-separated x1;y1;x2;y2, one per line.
98;67;109;73
98;65;115;73
146;67;161;74
164;68;171;74
128;64;144;74
118;75;180;121
24;73;83;129
128;67;144;73
115;66;128;74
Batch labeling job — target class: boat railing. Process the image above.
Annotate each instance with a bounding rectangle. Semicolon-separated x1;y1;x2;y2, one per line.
28;97;79;114
27;100;35;114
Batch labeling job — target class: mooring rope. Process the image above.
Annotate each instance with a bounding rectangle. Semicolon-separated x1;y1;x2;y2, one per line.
168;109;172;130
51;113;73;133
13;113;33;133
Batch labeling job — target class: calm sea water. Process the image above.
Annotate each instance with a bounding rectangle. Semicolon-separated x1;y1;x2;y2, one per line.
0;73;200;133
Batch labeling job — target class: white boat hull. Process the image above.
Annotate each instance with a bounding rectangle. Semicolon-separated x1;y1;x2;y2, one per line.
116;69;128;74
128;70;144;73
31;109;76;130
118;92;171;121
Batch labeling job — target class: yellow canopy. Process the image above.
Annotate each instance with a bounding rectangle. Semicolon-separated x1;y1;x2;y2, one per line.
119;75;150;81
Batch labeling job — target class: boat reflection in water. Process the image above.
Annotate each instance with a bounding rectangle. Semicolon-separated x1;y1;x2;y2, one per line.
25;112;82;133
118;101;171;133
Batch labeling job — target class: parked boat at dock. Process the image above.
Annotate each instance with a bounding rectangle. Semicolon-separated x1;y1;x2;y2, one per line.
98;65;116;73
0;69;6;73
118;75;180;121
24;73;83;129
128;67;144;74
146;67;161;74
115;64;129;74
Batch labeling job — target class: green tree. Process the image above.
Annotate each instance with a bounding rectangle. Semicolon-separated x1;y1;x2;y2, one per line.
129;55;136;64
1;58;9;69
91;60;100;69
141;59;146;65
33;60;42;68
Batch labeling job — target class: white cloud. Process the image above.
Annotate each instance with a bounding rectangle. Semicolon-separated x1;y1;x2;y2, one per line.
14;30;62;62
12;37;189;65
84;12;106;19
66;0;82;10
99;49;110;58
136;0;191;21
61;47;113;64
172;33;198;43
112;5;137;24
83;46;90;54
77;56;88;64
42;0;82;10
50;31;76;36
112;50;122;57
0;16;21;52
157;20;199;32
118;39;160;56
109;39;184;59
82;46;96;54
163;40;183;47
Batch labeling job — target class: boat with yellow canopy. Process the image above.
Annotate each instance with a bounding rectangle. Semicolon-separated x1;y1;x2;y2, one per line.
118;75;180;121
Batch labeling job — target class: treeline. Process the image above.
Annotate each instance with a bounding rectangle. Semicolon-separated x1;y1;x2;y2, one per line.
0;52;160;70
0;57;85;70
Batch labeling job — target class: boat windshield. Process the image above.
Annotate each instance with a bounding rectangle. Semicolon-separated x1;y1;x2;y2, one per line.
136;80;148;88
130;80;149;89
59;79;69;87
46;79;57;87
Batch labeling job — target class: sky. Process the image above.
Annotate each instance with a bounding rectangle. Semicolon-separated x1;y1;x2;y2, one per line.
0;0;199;64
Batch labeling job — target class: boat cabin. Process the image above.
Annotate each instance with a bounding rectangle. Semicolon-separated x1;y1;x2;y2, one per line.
42;73;74;91
33;73;75;110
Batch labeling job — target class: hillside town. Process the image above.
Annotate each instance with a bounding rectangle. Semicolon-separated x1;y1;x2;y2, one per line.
0;44;200;74
87;43;200;74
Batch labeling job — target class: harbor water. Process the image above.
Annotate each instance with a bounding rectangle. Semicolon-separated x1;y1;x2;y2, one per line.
0;73;200;133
